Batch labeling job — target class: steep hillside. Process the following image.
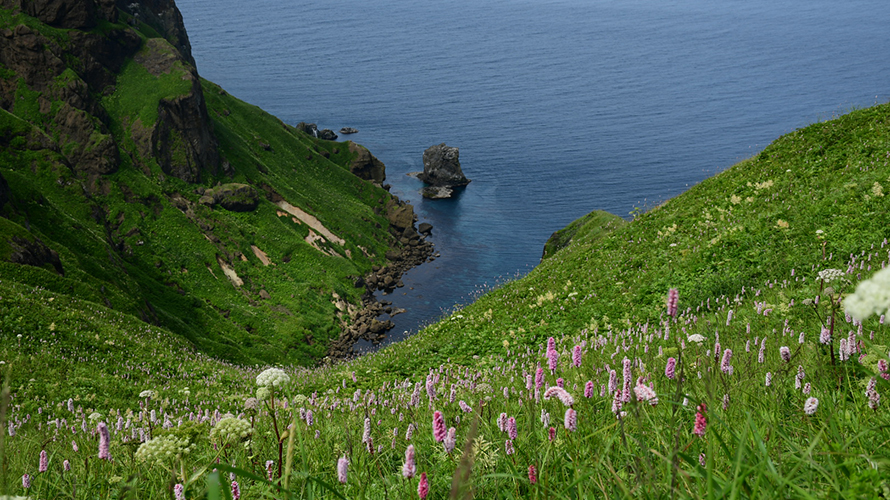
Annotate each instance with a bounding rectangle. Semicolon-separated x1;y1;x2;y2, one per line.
0;0;430;365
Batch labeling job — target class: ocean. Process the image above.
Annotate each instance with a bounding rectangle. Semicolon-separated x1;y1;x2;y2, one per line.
177;0;890;350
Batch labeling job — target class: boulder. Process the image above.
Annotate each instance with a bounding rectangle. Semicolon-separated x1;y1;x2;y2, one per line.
317;129;338;141
296;122;318;137
420;186;453;199
348;143;386;185
8;235;64;275
418;222;433;235
339;127;358;134
419;143;470;188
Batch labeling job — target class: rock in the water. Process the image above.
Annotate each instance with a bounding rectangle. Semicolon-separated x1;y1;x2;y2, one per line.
418;143;470;198
318;129;338;141
418;222;433;235
340;127;358;134
420;186;453;199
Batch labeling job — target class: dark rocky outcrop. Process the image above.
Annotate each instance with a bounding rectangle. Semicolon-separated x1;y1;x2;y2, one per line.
418;222;433;235
317;129;337;141
198;183;259;212
118;0;196;66
296;122;318;137
0;0;218;181
339;127;358;134
348;143;386;186
8;235;64;275
418;143;470;198
0;171;9;209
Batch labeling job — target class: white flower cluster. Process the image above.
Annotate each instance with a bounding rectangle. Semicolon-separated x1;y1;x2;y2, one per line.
844;267;890;321
256;368;291;388
139;390;156;399
135;435;195;464
817;268;845;283
210;417;253;446
687;334;705;344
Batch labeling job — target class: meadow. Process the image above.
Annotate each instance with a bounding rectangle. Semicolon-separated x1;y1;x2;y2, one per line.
3;103;890;499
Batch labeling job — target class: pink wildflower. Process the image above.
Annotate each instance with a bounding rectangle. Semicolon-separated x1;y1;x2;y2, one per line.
780;346;791;362
820;327;831;344
97;422;111;460
535;367;545;389
418;472;429;499
403;445;416;479
572;345;582;367
39;449;48;473
174;483;184;500
667;288;679;317
608;369;618;394
564;408;577;432
507;417;517;440
433;411;446;442
693;403;707;437
804;397;819;415
497;412;508;432
266;460;274;481
505;439;515;455
720;349;733;375
584;381;594;398
337;456;349;484
556;377;564;388
665;357;676;380
528;464;538;484
231;481;241;500
444;427;456;454
543;386;575;407
458;400;473;413
63;460;70;472
633;383;658;406
547;349;559;372
548;426;556;441
22;474;31;489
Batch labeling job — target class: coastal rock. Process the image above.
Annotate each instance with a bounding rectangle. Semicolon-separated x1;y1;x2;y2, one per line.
296;122;318;137
340;127;358;134
420;186;453;199
418;222;433;235
317;129;338;141
418;143;470;198
348;143;386;185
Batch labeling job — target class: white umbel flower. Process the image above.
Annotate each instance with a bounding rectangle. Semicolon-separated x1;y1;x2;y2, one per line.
256;368;291;387
817;268;845;283
844;267;890;321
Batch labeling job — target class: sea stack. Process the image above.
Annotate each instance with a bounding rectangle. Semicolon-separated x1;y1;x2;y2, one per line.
418;143;470;199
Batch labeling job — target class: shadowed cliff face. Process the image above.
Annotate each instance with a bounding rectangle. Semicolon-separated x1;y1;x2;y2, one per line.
0;0;217;180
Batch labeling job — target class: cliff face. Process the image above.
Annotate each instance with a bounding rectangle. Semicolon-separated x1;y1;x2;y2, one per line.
0;0;429;365
0;0;217;180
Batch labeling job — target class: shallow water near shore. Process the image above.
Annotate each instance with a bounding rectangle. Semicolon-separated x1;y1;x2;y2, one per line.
179;0;890;350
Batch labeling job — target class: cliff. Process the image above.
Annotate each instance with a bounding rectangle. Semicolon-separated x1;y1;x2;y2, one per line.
0;0;429;364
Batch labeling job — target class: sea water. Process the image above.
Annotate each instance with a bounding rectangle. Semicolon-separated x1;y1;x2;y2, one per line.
178;0;890;349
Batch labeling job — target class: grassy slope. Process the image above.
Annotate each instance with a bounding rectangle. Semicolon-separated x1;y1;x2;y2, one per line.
0;8;403;366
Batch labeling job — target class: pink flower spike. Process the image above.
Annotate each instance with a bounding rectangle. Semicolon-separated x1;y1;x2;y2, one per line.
507;417;517;440
667;288;679;317
528;464;538;484
433;411;446;442
39;449;48;473
584;381;594;398
665;357;676;380
402;445;416;479
337;456;349;484
418;472;429;499
693;403;707;437
97;422;111;460
572;345;582;367
564;408;577;432
543;386;575;407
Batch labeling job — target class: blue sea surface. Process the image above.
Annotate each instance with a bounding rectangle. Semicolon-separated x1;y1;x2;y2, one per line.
178;0;890;349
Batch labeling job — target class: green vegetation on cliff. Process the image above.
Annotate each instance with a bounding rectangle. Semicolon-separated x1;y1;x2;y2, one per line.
0;3;413;366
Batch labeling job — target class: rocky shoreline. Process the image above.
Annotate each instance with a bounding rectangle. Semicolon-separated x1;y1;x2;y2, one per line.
325;196;436;359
